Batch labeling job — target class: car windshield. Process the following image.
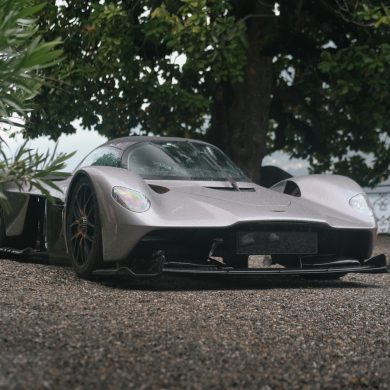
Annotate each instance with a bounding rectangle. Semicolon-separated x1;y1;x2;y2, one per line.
127;141;249;181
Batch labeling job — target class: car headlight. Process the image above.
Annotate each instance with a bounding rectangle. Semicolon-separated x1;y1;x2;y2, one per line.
349;193;373;217
112;186;151;213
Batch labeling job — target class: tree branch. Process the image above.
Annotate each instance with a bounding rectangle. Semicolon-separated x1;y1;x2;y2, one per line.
240;13;278;23
256;0;274;8
318;0;375;27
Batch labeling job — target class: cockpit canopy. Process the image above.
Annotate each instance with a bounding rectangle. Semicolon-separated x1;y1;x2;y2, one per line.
76;139;249;182
127;141;248;181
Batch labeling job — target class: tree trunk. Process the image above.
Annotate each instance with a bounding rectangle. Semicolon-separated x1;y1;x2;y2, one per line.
208;3;274;183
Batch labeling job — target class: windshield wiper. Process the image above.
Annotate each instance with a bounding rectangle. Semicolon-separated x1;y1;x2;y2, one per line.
186;142;241;190
226;175;240;191
199;153;240;190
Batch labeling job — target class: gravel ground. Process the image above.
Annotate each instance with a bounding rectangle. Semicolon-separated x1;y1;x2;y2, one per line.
0;236;389;390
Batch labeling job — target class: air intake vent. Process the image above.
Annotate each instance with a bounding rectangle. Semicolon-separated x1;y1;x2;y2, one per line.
206;187;256;192
284;181;301;197
149;184;170;194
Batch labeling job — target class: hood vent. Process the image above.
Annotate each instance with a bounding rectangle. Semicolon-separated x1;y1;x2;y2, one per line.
205;186;256;192
149;184;170;194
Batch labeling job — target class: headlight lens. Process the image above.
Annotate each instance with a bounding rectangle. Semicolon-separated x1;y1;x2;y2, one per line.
349;193;373;217
112;186;150;213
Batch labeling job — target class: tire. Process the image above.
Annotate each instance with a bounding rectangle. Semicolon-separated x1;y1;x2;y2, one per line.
66;176;103;278
224;254;248;268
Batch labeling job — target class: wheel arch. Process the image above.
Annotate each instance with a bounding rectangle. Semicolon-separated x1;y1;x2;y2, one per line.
63;167;153;262
271;174;367;210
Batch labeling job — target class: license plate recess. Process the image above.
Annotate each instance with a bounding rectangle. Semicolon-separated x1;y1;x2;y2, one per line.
237;231;318;255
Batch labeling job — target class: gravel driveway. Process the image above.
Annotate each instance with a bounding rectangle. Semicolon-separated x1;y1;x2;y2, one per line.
1;236;389;390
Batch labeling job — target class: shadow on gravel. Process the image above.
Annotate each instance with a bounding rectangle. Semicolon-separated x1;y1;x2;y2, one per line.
95;274;380;291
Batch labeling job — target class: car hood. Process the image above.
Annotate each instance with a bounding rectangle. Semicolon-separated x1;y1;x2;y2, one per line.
172;185;291;208
140;181;370;229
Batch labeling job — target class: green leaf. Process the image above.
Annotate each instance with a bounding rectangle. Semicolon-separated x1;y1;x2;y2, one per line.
17;3;46;19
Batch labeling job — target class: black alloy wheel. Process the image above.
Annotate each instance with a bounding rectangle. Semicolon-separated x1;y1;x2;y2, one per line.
66;176;102;277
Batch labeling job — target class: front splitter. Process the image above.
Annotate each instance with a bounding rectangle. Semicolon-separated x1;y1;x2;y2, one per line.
92;254;388;277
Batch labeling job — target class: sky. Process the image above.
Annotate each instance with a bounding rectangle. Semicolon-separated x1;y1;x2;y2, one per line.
1;126;107;172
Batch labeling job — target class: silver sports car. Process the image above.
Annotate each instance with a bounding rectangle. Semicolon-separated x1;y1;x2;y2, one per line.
0;136;387;279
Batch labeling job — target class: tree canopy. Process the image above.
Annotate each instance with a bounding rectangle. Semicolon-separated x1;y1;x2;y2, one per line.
27;0;390;186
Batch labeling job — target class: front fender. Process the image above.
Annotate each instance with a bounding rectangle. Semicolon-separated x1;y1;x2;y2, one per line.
271;174;376;228
64;166;157;262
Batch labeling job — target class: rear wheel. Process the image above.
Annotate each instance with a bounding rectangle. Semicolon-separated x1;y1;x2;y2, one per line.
66;176;103;278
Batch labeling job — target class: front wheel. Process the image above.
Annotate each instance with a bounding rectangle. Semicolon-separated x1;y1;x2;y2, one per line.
66;176;103;278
